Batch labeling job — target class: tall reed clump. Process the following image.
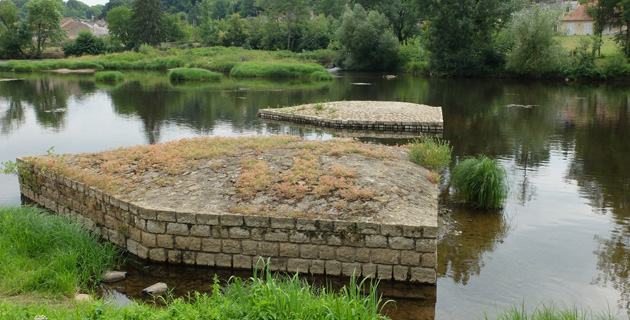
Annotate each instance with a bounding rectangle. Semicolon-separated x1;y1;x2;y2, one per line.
94;71;125;82
0;206;122;297
408;137;452;172
230;61;329;78
168;67;222;81
491;301;618;320
451;155;508;210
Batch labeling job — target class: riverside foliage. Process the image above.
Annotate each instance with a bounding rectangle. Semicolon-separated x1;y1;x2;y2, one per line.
450;155;509;210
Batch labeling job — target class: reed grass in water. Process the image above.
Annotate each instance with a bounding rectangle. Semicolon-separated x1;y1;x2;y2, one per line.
451;155;508;210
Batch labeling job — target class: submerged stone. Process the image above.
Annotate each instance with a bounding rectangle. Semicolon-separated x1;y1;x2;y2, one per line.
101;271;127;283
142;282;167;295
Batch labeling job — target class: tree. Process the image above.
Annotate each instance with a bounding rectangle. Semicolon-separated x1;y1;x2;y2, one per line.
65;0;91;19
256;0;310;51
26;0;66;58
336;4;400;70
505;6;567;77
588;0;630;58
62;30;106;57
163;12;190;43
131;0;166;46
352;0;423;43
424;0;515;76
0;0;30;58
99;0;133;19
106;5;132;47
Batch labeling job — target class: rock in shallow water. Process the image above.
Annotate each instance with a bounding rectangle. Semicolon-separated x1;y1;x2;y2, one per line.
101;270;127;283
142;282;167;295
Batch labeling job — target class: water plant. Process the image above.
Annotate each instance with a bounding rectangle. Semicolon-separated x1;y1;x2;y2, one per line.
230;60;329;78
0;206;122;296
490;301;618;320
168;67;222;81
94;71;125;82
408;137;452;172
450;155;508;210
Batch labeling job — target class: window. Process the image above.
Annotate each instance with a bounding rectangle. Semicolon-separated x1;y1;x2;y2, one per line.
585;23;592;35
567;23;575;35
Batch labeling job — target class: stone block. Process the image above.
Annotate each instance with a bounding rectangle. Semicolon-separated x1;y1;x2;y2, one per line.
242;240;258;255
424;226;438;239
126;239;139;256
233;255;252;269
270;216;295;229
371;249;399;265
416;239;436;253
402;225;423;238
222;240;241;254
250;228;264;240
356;248;371;263
362;264;377;279
319;246;336;260
166;223;189;236
310;233;326;244
393;266;409;281
269;257;287;271
201;238;221;252
177;212;196;224
287;259;311;273
229;227;250;239
137;244;149;259
211;226;229;238
299;244;318;259
377;265;393;280
401;251;421;266
342;263;361;277
325;260;342;276
410;267;436;284
333;221;354;233
422;253;437;268
317;220;334;232
336;247;355;262
389;237;415;250
365;235;388;248
289;231;310;243
310;260;325;274
215;254;232;268
142;232;157;247
183;251;196;265
327;234;342;246
128;227;142;242
220;214;244;226
258;242;279;257
196;214;219;225
296;218;317;231
190;225;210;237
357;222;380;235
175;236;201;251
157;210;177;222
279;243;300;257
157;234;174;249
197;253;215;266
380;224;403;236
244;216;269;228
168;250;181;264
265;231;288;242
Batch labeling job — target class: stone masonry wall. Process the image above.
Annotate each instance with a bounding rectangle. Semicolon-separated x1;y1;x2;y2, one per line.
17;159;437;284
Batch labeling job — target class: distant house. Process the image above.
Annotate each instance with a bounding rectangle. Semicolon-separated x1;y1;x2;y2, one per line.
561;3;622;35
61;18;109;39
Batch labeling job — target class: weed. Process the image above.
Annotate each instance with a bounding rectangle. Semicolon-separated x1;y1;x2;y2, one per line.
314;103;325;110
408;137;452;172
94;71;124;82
450;155;508;210
168;68;222;81
235;159;275;198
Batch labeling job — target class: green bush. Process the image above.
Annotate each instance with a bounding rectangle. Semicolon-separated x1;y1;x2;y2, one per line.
408;137;452;172
94;71;125;82
0;206;122;296
450;155;508;210
62;31;107;57
602;53;628;78
168;68;222;81
310;70;333;80
230;61;328;78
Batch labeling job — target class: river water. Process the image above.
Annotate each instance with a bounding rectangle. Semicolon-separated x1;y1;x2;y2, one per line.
0;71;628;319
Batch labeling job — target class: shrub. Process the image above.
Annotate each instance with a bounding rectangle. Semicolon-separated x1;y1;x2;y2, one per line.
94;71;125;82
62;30;107;57
168;68;222;81
310;70;333;80
602;53;628;78
408;137;452;172
450;155;508;210
230;61;328;78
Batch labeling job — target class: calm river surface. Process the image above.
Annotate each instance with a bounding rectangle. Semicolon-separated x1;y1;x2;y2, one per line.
1;71;629;319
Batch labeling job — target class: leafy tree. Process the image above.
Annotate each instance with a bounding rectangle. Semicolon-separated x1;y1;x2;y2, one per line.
99;0;133;19
220;13;250;46
595;0;630;58
256;0;310;51
424;0;515;76
336;4;400;70
62;30;106;57
313;0;348;18
0;0;30;58
26;0;66;58
163;12;190;42
352;0;423;43
131;0;166;46
296;14;332;51
106;5;132;47
65;0;90;19
505;6;568;77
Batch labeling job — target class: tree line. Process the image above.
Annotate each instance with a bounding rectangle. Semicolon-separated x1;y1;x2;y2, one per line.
2;0;630;78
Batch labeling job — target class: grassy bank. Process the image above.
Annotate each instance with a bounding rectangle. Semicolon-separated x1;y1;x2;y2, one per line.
0;206;122;297
169;68;222;81
0;47;333;79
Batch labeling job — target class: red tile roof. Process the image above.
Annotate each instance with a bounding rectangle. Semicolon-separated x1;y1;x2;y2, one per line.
563;4;594;21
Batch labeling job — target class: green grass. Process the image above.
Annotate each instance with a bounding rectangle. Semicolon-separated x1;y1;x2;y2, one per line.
491;302;617;320
408;137;453;172
230;60;330;78
310;70;333;80
168;68;222;81
450;155;508;210
94;71;125;82
0;206;122;297
558;35;618;57
0;262;390;320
